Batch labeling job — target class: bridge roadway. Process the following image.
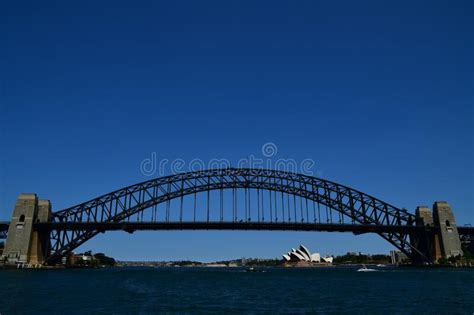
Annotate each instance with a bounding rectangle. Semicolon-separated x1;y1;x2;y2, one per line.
34;221;429;234
1;221;473;239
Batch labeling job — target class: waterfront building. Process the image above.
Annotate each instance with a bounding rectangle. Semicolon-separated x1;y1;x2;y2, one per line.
66;251;95;266
390;250;409;264
282;245;333;264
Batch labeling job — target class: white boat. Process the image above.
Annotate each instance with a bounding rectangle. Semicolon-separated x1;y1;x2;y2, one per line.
357;264;377;272
376;264;386;267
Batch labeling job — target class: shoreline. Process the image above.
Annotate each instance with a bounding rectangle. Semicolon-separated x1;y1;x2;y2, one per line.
2;263;473;270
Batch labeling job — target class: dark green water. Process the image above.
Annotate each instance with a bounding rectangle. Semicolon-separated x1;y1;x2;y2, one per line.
0;266;472;314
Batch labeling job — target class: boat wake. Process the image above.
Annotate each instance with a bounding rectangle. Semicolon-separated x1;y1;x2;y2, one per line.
357;264;378;272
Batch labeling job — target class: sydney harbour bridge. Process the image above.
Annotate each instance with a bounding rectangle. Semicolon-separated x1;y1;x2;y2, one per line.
1;168;473;266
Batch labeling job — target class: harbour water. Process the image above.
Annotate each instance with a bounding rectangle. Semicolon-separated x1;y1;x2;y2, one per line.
0;266;472;314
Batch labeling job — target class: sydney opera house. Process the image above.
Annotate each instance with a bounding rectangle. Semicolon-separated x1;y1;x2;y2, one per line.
283;245;333;264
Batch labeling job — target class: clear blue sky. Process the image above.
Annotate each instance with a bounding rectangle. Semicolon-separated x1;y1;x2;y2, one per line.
1;0;473;261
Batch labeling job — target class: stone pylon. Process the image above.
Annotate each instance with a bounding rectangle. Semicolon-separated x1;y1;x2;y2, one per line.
433;201;463;259
2;194;51;265
413;201;463;263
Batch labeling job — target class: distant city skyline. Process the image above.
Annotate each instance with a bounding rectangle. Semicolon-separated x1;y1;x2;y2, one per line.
1;0;473;261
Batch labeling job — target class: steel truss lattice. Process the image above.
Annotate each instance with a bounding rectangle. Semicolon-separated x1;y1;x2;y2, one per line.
43;168;429;264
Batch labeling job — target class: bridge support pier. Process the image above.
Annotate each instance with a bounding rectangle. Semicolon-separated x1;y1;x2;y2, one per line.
412;201;463;263
433;201;463;259
1;194;51;265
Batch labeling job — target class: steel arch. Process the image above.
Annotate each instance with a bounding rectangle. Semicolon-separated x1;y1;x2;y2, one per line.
46;168;423;264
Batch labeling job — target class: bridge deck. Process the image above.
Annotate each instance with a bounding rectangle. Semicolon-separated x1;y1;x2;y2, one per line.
35;222;430;234
2;222;473;235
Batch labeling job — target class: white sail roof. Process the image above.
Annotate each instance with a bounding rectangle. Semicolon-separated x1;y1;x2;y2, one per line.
299;245;312;260
310;253;321;262
289;251;305;261
296;249;310;261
